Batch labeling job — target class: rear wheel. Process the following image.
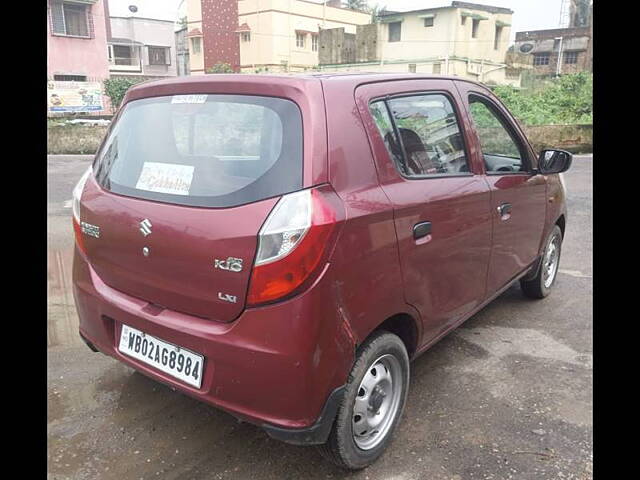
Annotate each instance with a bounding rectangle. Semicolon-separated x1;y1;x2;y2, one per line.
521;225;563;299
317;331;409;470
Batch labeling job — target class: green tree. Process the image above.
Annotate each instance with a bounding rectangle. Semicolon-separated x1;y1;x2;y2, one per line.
206;62;234;73
103;77;143;110
491;73;592;125
368;3;386;22
344;0;368;11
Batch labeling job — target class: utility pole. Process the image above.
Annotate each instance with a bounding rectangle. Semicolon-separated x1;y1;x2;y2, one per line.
555;36;564;77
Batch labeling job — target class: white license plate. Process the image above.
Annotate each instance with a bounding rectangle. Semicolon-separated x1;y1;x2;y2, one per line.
118;324;204;388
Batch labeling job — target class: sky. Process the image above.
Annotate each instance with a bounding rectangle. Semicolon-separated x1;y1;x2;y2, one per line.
110;0;565;40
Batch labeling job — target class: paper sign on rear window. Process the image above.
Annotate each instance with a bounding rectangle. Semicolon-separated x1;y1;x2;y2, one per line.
172;95;207;104
135;162;194;196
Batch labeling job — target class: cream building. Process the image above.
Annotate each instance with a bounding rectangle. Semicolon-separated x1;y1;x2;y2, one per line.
318;2;523;86
185;0;205;73
237;0;371;72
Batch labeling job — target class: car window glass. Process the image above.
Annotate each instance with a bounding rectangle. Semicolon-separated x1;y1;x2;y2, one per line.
468;97;525;173
371;94;469;177
369;101;406;174
93;95;301;208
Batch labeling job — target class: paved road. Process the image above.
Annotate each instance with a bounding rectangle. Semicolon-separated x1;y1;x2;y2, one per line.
48;155;592;480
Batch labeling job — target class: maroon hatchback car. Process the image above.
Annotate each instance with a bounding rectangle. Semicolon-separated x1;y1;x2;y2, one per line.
72;73;571;469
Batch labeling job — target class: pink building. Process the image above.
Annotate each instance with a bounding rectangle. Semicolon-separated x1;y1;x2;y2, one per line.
47;0;111;114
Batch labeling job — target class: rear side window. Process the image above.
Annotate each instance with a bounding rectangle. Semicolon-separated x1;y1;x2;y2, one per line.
93;95;303;208
370;93;469;177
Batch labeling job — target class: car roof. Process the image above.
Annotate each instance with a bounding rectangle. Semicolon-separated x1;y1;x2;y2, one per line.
127;72;488;98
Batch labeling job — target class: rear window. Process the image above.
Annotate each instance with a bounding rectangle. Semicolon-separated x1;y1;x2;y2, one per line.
93;94;303;208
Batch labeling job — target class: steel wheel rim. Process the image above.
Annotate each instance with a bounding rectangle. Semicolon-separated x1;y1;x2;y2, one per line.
543;233;561;288
351;354;403;450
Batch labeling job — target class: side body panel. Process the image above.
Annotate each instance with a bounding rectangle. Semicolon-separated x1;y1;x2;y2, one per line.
321;77;421;348
354;78;493;347
454;80;548;294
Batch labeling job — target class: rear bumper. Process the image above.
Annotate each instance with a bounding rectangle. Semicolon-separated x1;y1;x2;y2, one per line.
72;247;354;444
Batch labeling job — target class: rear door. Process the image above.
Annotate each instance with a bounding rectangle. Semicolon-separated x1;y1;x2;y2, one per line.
80;92;304;322
356;79;492;343
455;81;547;294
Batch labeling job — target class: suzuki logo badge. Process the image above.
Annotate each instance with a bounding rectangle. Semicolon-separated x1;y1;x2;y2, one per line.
139;218;152;237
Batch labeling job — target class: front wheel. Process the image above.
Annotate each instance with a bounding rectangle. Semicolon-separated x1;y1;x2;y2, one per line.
317;331;409;470
521;225;563;299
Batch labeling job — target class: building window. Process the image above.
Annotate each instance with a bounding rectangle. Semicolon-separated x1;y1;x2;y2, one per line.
423;17;434;27
296;33;306;48
53;74;87;82
241;32;251;42
50;1;91;38
113;45;135;65
408;63;416;73
461;15;467;25
148;46;170;65
533;53;550;66
312;34;318;52
388;22;401;42
494;26;502;50
564;51;579;64
191;37;202;54
472;19;480;38
433;63;441;74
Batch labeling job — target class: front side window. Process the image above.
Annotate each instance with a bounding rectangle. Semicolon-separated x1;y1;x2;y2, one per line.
370;94;469;177
388;22;401;42
468;96;526;173
312;34;318;52
93;95;303;208
423;17;434;27
241;32;251;42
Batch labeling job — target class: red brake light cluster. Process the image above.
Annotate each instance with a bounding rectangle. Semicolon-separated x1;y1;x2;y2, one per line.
247;186;343;306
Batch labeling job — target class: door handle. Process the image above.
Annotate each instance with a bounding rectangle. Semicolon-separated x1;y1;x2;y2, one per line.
413;221;432;239
497;203;512;218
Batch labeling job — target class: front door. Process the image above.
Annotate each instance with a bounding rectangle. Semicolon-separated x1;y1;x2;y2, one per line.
356;80;493;344
455;81;547;295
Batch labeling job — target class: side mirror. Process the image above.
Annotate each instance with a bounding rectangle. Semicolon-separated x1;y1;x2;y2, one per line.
538;149;573;174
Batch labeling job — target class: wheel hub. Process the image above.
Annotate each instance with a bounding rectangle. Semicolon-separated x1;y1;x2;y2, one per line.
352;354;403;450
369;385;386;413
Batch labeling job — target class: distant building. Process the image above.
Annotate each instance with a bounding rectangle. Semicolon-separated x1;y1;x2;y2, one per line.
47;0;111;114
107;0;178;80
318;2;522;86
175;27;191;76
185;0;241;73
514;5;592;78
184;0;370;74
237;0;371;73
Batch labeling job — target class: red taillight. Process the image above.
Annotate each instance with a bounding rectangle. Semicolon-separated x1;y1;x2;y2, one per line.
72;167;92;255
247;186;343;306
73;217;86;254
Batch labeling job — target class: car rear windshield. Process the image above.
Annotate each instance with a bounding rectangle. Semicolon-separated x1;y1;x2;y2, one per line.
93;94;303;208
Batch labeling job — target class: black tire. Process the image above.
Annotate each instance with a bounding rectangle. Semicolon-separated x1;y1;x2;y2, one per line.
521;225;563;299
317;331;410;470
